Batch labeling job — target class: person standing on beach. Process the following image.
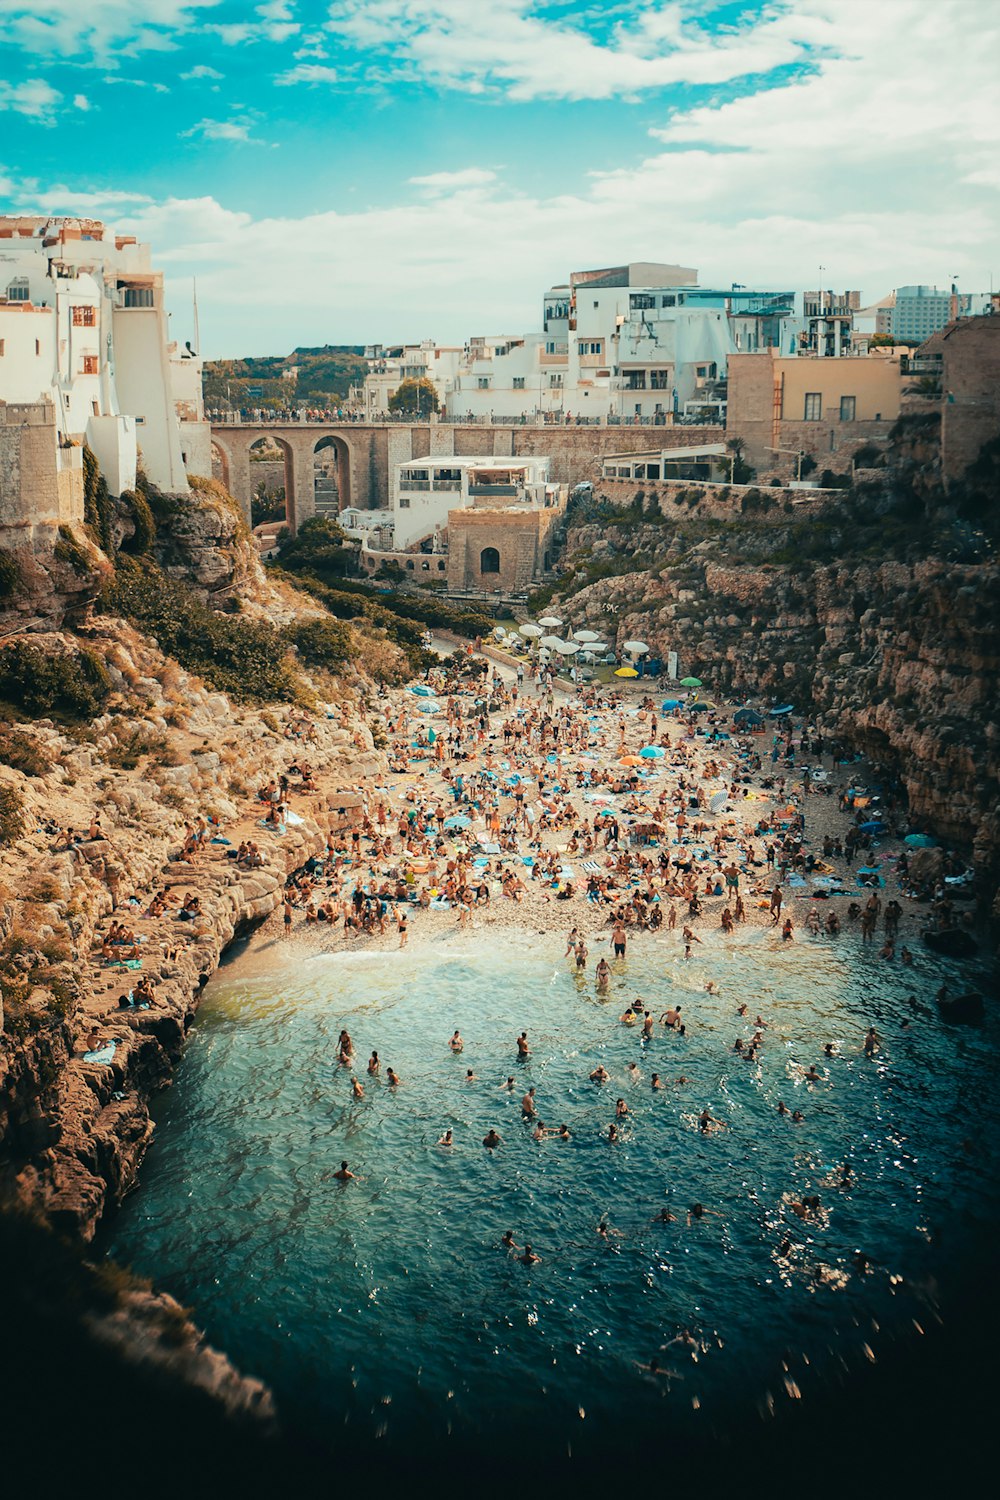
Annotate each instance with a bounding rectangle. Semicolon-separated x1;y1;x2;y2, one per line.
611;920;627;960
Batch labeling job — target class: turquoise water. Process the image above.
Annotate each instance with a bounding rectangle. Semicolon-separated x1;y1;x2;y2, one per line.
106;929;998;1460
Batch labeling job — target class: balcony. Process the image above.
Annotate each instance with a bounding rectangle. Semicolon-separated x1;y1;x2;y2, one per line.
432;479;461;491
400;478;431;491
469;484;518;497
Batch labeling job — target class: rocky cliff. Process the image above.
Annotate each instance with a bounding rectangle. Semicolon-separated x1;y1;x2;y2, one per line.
545;435;1000;921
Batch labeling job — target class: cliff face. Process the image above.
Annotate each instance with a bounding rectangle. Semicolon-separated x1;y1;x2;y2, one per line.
554;477;1000;919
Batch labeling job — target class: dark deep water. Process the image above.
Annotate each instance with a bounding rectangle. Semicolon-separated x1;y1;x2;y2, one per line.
104;928;1000;1483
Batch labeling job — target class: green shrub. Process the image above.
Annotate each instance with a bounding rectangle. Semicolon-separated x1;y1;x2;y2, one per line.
0;550;22;601
0;784;26;844
54;525;93;576
283;616;352;671
119;489;157;554
102;557;298;704
0;728;52;777
0;642;112;721
82;447;114;554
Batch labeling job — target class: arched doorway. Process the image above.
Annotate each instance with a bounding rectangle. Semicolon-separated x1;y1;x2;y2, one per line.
211;439;231;492
314;434;352;515
249;435;293;530
480;546;501;574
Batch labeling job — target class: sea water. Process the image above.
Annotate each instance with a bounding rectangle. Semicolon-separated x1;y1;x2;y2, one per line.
106;927;998;1460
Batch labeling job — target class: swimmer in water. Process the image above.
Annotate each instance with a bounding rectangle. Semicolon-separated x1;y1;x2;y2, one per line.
465;1068;477;1082
557;1124;571;1140
590;1064;609;1084
791;1109;805;1124
503;1076;515;1091
351;1077;364;1099
626;1062;641;1083
653;1207;677;1223
608;1123;619;1143
437;1128;454;1147
777;1100;788;1116
615;1097;629;1117
521;1087;537;1117
449;1030;464;1052
520;1245;542;1266
483;1128;502;1151
864;1026;880;1057
532;1120;549;1142
333;1161;355;1181
804;1064;822;1083
386;1067;401;1087
367;1051;380;1075
517;1031;530;1056
824;1041;835;1057
595;957;611;991
699;1108;724;1133
651;1073;664;1090
501;1231;517;1250
706;981;719;995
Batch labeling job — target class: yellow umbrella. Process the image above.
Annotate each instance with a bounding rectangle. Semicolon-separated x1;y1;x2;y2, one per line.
614;666;639;678
619;755;643;767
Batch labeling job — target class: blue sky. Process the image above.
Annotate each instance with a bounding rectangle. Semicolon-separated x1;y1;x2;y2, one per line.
1;1;997;356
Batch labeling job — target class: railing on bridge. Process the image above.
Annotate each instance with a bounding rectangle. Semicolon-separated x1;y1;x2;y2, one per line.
209;410;724;430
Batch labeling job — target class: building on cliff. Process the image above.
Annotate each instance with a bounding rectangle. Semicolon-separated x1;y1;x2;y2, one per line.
727;346;905;477
0;215;210;497
915;312;1000;485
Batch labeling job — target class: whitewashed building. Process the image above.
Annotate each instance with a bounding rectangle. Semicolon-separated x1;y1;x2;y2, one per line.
390;454;555;551
0;215;209;495
352;340;463;417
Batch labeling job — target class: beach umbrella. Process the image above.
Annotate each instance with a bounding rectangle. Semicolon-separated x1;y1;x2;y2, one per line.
619;755;642;767
409;684;434;697
540;634;564;650
769;704;794;716
904;833;936;848
538;615;563;628
519;623;543;640
623;640;649;656
573;629;601;643
709;790;729;813
555;640;579;655
689;701;710;712
733;707;763;725
492;625;507;638
614;667;639;678
640;746;665;759
680;676;702;688
859;820;887;833
415;700;441;714
661;699;682;710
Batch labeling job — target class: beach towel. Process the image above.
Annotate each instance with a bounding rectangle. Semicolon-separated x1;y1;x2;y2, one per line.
210;836;232;845
108;958;143;970
82;1041;117;1066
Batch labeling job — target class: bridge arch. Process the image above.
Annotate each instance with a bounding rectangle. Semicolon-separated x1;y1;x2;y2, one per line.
248;434;296;531
313;433;352;515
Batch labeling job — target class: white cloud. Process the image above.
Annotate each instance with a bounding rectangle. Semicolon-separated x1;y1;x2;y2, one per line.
409;167;498;191
0;1;222;59
181;116;265;144
0;79;62;123
275;62;339;86
73;92;91;110
324;0;819;102
102;75;171;92
180;64;224;80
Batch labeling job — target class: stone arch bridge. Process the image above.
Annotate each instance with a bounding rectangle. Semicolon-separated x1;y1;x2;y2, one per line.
210;420;724;533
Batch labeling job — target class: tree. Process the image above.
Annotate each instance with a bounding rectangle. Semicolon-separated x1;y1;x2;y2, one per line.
868;333;895;348
725;435;755;485
388;377;440;417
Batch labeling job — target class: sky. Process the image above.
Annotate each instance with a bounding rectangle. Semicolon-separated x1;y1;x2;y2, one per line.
0;0;998;357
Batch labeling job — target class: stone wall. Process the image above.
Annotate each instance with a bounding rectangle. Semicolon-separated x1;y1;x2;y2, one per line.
0;400;85;540
447;506;562;593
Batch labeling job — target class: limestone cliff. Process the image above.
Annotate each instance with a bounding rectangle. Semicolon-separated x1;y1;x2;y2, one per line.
544;436;1000;920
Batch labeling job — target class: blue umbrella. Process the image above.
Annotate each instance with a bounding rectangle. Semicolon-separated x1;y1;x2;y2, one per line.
904;833;936;848
661;699;682;710
443;814;471;830
734;708;764;725
409;684;435;697
415;701;441;714
859;820;886;833
770;704;794;716
640;745;665;758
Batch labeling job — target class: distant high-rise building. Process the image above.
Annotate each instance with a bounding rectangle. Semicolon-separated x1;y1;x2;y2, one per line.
891;285;990;344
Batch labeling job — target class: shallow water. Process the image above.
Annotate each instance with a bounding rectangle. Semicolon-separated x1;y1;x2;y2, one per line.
106;928;998;1459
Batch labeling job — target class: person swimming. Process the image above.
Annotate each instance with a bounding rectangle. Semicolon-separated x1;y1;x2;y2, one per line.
483;1128;502;1151
437;1128;454;1146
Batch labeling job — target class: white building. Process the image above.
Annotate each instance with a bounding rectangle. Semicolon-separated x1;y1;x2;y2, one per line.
390;454;556;551
352;340;463;417
447;333;567;419
0;215;210;495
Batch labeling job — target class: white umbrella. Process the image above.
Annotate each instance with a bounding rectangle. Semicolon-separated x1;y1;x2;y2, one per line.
540;634;564;649
538;647;552;661
555;640;579;655
519;623;543;640
538;615;563;628
573;629;601;643
493;625;507;637
623;640;649;655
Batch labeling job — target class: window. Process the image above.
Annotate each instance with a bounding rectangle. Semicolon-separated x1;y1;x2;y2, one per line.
578;341;602;355
0;340;4;356
82;355;98;375
839;395;856;422
549;373;563;387
804;392;822;421
650;369;670;389
625;371;647;390
513;376;525;390
72;305;96;326
122;286;154;308
630;294;656;311
92;401;100;416
477;377;490;389
661;295;676;307
6;279;29;302
480;547;500;574
35;339;41;356
545;341;558;354
399;497;410;508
